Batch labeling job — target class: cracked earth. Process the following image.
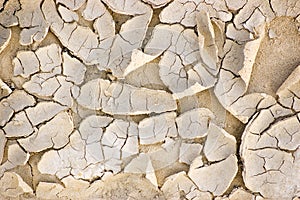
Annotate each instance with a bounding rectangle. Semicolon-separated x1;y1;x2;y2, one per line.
0;0;299;199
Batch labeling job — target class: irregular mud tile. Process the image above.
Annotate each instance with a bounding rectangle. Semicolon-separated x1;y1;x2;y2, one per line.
116;83;176;115
161;171;212;200
82;0;107;21
242;148;299;199
42;0;99;64
102;119;138;162
142;0;172;8
3;111;34;137
38;118;137;180
35;44;62;72
0;90;36;127
93;10;115;41
160;0;231;27
219;39;245;75
56;0;86;11
18;111;74;152
79;115;113;142
13;50;40;78
233;0;275;32
42;0;64;31
215;31;272;123
144;24;179;56
124;153;158;188
224;0;246;11
23;73;61;98
0;172;33;198
0;25;11;54
214;71;245;110
16;0;49;45
58;5;79;23
98;13;152;77
6;90;36;111
247;110;275;136
0;0;20;27
159;50;210;98
229;93;276;123
226;23;253;42
241;103;300;199
0;79;12;100
264;116;300;151
53;76;74;107
62;52;86;85
76;78;110;110
0;130;6;164
78;116;110;172
77;78;177;114
89;0;152;77
188;154;238;196
204;123;236;162
179;143;202;165
25;101;66;126
198;0;232;22
68;25;99;61
82;0;115;41
159;0;198;27
37;131;85;179
215;187;254;200
145;20;218;98
138;112;177;144
0;143;30;175
176;108;215;139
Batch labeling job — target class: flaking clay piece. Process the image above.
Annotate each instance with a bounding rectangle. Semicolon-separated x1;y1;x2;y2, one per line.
77;78;177;114
188;154;238;196
204;123;236;162
241;103;300;199
138;112;177;144
16;0;49;45
176;108;215;139
161;171;212;200
18;111;74;152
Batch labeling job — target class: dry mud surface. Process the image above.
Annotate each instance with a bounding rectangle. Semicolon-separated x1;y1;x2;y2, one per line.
0;0;300;199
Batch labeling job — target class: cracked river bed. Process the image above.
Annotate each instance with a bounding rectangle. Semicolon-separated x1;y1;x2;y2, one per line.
0;0;299;199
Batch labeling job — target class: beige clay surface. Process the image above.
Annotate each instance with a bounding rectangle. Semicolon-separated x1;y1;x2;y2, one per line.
0;0;299;199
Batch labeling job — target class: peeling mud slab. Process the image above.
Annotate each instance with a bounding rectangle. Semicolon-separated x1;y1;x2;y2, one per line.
0;0;300;199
